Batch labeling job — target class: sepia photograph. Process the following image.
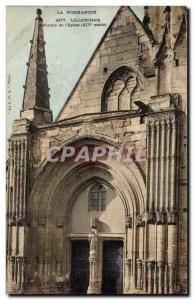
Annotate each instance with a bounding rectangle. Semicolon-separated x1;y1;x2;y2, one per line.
6;5;188;295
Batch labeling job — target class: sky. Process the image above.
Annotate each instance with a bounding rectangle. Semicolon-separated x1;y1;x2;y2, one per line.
6;6;144;137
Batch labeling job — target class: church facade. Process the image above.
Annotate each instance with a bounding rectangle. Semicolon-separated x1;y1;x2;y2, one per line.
6;7;188;294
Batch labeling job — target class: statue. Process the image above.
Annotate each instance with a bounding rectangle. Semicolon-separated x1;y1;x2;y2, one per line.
87;218;100;294
89;218;99;255
89;229;97;254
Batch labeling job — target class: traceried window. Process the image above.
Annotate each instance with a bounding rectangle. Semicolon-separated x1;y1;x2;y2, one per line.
88;184;106;212
101;66;140;112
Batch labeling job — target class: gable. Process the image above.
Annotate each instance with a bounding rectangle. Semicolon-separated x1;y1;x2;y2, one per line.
57;6;156;121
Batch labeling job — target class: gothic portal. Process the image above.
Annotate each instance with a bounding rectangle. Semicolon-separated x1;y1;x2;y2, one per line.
6;6;188;294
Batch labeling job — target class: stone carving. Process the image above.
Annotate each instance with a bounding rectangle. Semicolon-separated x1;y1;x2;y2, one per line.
89;230;98;254
167;209;178;224
125;215;132;228
144;209;156;224
156;209;167;224
87;218;100;294
89;217;99;254
142;209;176;225
136;215;145;227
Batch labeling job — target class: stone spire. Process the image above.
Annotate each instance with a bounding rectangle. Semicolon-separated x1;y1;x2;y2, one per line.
21;8;53;124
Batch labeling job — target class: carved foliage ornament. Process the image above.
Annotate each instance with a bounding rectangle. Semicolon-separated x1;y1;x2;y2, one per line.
136;209;178;226
136;215;145;227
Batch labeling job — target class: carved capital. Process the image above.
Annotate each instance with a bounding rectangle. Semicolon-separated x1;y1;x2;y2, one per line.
124;258;131;266
156;209;167;224
167;209;178;224
16;256;23;263
125;215;132;228
168;262;176;270
9;256;15;264
147;261;154;270
136;215;145;227
9;213;16;225
144;209;156;224
17;213;27;225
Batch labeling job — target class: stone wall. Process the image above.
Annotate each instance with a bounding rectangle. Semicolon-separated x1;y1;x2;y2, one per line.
58;7;155;120
32;112;147;174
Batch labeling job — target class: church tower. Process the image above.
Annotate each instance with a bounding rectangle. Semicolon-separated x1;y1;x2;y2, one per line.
21;8;52;124
6;9;52;294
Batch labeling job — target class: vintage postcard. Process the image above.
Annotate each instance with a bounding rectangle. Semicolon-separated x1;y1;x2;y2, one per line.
6;6;188;295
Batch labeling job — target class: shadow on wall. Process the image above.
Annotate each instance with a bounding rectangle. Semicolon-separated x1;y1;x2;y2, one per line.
70;183;125;234
98;220;111;233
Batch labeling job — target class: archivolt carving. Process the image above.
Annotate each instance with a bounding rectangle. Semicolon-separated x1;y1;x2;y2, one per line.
29;136;146;222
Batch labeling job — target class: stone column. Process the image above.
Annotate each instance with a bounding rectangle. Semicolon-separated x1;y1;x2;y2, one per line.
142;260;147;292
124;258;131;293
160;120;166;210
10;256;15;282
44;256;51;288
155;121;160;209
157;224;166;294
38;256;45;286
136;259;142;290
24;256;31;289
56;258;62;275
6;131;31;294
87;251;100;294
168;263;175;294
168;224;177;294
164;264;168;294
157;262;164;294
148;121;156;210
147;261;154;294
153;263;157;294
17;257;24;291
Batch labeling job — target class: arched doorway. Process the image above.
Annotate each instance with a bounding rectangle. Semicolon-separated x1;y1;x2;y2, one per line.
69;178;125;294
27;137;146;294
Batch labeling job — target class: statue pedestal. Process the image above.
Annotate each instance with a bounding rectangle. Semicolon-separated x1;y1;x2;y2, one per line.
87;251;101;294
87;282;101;294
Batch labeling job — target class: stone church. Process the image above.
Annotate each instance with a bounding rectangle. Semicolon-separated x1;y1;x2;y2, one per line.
6;6;187;294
